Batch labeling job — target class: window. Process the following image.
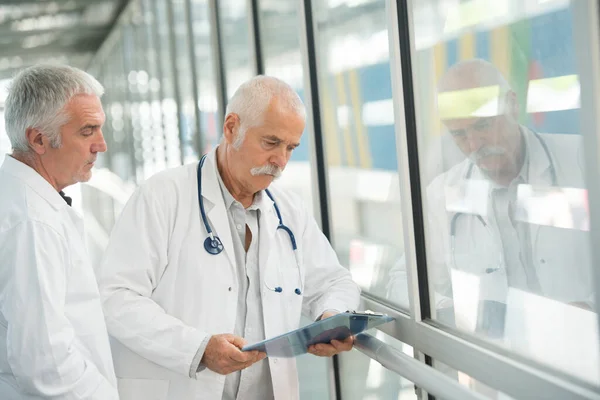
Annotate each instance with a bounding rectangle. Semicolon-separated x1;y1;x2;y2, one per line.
311;0;408;308
411;0;599;386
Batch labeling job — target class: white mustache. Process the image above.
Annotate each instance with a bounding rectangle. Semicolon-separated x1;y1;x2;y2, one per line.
469;146;506;163
250;164;282;179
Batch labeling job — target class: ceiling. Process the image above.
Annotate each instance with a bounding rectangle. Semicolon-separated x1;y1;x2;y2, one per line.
0;0;129;81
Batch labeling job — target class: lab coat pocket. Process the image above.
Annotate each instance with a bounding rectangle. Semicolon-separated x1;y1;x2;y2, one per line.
117;379;170;400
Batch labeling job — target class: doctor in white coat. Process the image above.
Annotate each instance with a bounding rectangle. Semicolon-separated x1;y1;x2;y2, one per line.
387;59;594;335
98;75;361;400
0;65;118;398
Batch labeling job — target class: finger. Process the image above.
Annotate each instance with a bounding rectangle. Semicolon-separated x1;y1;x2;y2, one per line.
228;348;256;363
331;338;353;351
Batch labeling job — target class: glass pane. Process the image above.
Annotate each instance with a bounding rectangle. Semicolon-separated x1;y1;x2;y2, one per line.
259;0;315;213
219;0;254;100
154;0;182;169
434;361;516;400
339;330;417;400
412;0;599;385
190;0;220;152
311;0;407;307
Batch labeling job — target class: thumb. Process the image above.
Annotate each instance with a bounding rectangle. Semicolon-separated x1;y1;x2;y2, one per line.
228;335;248;349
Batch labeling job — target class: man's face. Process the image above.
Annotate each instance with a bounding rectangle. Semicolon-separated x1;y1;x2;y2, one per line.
44;94;107;188
228;100;305;193
442;93;520;177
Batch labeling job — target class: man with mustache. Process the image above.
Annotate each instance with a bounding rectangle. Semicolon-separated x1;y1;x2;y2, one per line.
0;65;117;398
98;75;360;400
388;59;593;335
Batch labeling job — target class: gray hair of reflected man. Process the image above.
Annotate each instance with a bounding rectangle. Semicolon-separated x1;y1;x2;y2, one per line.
4;64;104;153
225;75;306;149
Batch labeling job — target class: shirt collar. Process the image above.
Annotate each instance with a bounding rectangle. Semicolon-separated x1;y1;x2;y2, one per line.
1;155;67;210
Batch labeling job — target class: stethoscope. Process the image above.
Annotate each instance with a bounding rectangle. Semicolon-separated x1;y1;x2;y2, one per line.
197;154;303;295
449;129;557;273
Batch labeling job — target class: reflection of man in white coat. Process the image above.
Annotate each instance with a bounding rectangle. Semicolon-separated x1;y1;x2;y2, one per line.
98;76;361;400
388;59;594;335
0;65;117;398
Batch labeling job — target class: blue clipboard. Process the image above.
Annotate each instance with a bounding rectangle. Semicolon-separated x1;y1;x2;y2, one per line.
241;311;394;358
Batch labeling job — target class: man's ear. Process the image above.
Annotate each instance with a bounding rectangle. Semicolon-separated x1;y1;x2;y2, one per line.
25;128;47;155
223;113;240;145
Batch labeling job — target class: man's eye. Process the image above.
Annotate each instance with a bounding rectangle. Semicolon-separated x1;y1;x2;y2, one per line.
450;131;466;138
265;141;277;146
474;121;491;131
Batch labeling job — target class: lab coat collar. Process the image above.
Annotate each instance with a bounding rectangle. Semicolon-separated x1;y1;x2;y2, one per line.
521;126;552;185
0;155;67;211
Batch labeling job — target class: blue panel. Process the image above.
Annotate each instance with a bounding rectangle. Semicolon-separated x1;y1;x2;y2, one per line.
529;109;580;135
530;8;575;78
357;62;393;102
367;126;398;171
446;38;459;67
476;30;490;62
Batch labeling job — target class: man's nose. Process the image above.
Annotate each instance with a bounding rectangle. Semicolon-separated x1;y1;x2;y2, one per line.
466;131;484;154
92;130;108;153
270;146;288;169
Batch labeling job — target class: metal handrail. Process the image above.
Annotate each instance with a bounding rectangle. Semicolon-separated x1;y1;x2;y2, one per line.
353;333;488;400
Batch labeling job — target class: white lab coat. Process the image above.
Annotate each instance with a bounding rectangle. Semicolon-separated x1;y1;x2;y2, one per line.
388;130;594;311
0;156;118;399
98;148;360;400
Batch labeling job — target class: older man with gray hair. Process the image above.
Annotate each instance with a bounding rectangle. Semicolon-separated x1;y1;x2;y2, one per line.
98;75;360;400
0;65;117;398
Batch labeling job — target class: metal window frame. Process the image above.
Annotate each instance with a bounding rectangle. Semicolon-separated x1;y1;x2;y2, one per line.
183;0;204;155
208;0;227;132
572;0;600;338
248;0;264;75
164;0;186;164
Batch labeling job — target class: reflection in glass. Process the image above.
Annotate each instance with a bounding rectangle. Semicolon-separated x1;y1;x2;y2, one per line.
402;0;599;387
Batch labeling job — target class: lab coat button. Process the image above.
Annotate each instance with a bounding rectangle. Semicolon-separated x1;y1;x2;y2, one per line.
236;224;243;231
228;287;232;291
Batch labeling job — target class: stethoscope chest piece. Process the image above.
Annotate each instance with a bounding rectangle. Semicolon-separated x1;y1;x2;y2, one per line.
204;236;224;255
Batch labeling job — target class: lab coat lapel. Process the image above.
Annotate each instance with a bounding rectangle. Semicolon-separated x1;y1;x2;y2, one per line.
523;127;554;247
257;191;278;282
201;150;236;271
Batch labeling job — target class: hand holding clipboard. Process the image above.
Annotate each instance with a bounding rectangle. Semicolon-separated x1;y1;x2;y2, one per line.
242;311;394;358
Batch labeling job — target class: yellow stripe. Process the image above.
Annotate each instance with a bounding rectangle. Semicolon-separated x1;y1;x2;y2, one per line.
320;82;341;166
459;31;475;60
347;69;371;169
335;72;355;166
433;43;447;135
490;26;511;80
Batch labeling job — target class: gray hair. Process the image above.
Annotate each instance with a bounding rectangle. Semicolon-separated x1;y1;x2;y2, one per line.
4;64;104;152
225;75;306;148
